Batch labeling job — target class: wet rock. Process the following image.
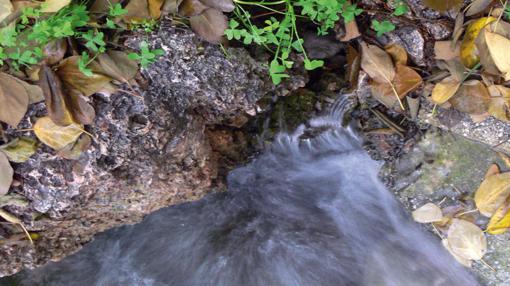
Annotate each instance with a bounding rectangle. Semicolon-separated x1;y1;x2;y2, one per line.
0;27;300;276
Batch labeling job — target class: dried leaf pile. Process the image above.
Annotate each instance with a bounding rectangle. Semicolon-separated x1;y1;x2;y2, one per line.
412;162;510;268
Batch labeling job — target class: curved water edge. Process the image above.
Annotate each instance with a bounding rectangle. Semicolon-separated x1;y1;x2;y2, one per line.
2;95;479;285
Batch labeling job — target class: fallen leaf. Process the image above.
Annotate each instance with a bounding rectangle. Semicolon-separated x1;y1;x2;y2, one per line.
485;163;501;178
123;0;150;22
345;44;360;90
371;64;422;108
488;85;510;121
449;80;490;115
423;0;463;11
0;137;38;163
148;0;165;18
465;0;493;16
360;42;395;83
43;39;67;66
56;56;112;97
460;17;496;68
0;73;29;127
0;152;13;195
431;76;461;104
385;43;407;65
57;134;92;160
442;239;472;267
452;13;464;46
485;31;510;81
412;203;443;223
90;0;120;14
434;41;460;61
33;116;84;150
0;209;33;244
339;17;360;42
40;0;72;13
178;0;208;17
0;0;13;24
189;8;227;44
97;51;138;83
199;0;234;12
65;89;96;125
475;171;510;217
9;76;44;104
39;65;74;126
487;196;510;234
447;219;486;261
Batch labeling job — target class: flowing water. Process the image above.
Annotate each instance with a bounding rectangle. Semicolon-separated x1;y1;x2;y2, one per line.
3;96;480;286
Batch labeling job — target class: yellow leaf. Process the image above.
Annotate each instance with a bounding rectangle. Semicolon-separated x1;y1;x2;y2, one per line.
40;0;72;13
485;31;510;81
412;203;443;223
487;196;510;234
474;171;510;217
447;219;486;261
33;117;83;150
460;17;496;68
0;137;38;163
431;76;461;104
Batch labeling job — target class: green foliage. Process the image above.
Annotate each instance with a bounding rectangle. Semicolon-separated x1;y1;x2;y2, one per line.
78;52;94;77
0;4;90;69
82;30;106;53
227;0;370;84
392;0;408;16
128;41;164;68
371;20;395;37
505;4;510;21
108;3;128;17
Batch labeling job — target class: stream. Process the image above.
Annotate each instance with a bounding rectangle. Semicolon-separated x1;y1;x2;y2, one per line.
1;96;479;286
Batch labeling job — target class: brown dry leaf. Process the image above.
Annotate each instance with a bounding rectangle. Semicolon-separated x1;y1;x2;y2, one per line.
39;65;74;126
0;152;13;195
199;0;234;12
449;80;490;115
488;85;510;122
56;56;112;97
66;89;95;125
485;31;510;81
9;75;44;104
0;209;33;244
189;8;227;44
97;51;138;83
0;137;38;163
412;203;443;223
371;64;422;108
431;76;461;104
442;239;472;267
43;39;67;66
339;19;360;42
0;0;12;24
345;44;360;90
148;0;165;18
423;0;463;11
123;0;151;22
385;43;408;65
90;0;120;13
0;73;29;127
360;42;395;83
434;41;460;61
474;171;510;217
178;0;208;17
33;116;84;150
57;134;92;160
485;163;501;178
465;0;493;16
447;219;486;261
161;0;183;14
40;0;72;13
452;13;464;46
460;17;496;68
487;196;510;234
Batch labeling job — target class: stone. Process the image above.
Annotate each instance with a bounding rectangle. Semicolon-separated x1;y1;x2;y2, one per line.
0;27;302;276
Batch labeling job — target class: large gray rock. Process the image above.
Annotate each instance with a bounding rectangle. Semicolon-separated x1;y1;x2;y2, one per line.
0;27;304;276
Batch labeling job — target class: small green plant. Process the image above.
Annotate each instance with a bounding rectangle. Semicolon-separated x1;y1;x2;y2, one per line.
226;0;362;84
128;41;164;68
371;20;395;37
391;0;408;16
505;4;510;21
